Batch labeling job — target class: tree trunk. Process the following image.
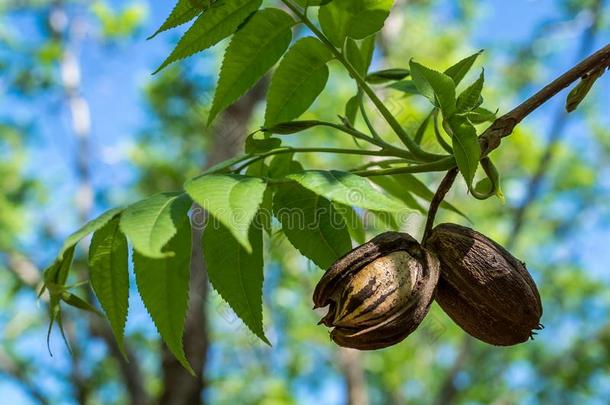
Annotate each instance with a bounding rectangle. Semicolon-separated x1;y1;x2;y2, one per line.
159;81;267;405
338;348;369;405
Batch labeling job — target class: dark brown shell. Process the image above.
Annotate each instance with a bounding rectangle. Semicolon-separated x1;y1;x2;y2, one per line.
314;232;440;350
426;223;543;346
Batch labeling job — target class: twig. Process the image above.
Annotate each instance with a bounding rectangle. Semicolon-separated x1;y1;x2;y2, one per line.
422;168;459;243
480;42;610;156
433;3;606;402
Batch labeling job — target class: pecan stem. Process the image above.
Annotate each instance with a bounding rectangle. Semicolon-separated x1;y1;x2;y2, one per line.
422;168;459;243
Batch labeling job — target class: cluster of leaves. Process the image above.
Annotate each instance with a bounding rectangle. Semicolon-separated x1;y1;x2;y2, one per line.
42;0;507;367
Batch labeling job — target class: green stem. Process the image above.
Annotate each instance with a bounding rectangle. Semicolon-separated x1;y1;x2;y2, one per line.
352;157;456;177
357;90;382;141
318;122;415;159
280;0;444;162
234;146;405;172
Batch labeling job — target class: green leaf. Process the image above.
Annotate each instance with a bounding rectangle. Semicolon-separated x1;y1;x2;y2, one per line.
268;153;304;178
287;170;409;212
273;183;352;269
184;174;267;252
386;174;468;219
262;120;323;134
133;216;193;374
58;207;123;261
333;202;365;244
366;68;410;84
566;66;606;113
295;0;333;6
456;70;484;112
61;292;103;317
319;0;394;47
44;246;76;293
448;115;480;188
154;0;262;73
245;133;281;153
409;60;456;115
466;107;497;124
148;0;203;40
89;217;129;357
203;219;269;343
345;96;359;126
264;37;333;126
388;80;419;95
444;50;483;86
120;193;192;258
369;210;401;230
369;176;426;214
359;35;376;74
208;8;294;124
200;154;250;175
474;157;504;201
345;38;366;76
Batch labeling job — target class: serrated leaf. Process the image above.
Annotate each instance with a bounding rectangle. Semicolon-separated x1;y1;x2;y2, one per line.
386;173;468;219
58;207;123;261
369;176;426;214
456;70;484;112
448;115;480;187
273;183;352;268
120;193;192;258
265;37;333;127
148;0;203;40
287;170;409;212
203;219;269;343
154;0;262;73
208;8;294;124
409;60;456;115
319;0;394;48
133;216;193;374
89;217;129;357
444;50;483;86
333;202;365;244
184;174;267;252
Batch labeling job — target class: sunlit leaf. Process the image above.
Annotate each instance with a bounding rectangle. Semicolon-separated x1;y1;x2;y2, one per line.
273;183;352;268
133;216;193;374
208;8;294;124
265;37;333;126
203;219;269;343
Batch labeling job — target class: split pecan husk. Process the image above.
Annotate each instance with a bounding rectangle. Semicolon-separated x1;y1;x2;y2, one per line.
313;232;440;350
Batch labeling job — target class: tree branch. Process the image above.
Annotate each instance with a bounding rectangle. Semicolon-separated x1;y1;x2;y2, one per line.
480;42;610;156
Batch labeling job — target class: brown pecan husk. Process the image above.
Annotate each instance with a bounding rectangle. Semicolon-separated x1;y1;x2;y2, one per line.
426;223;543;346
313;232;440;350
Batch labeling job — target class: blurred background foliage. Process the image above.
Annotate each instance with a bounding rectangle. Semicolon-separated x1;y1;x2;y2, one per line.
0;0;609;404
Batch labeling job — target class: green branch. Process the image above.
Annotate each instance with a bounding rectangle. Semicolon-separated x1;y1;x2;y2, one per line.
280;0;444;162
